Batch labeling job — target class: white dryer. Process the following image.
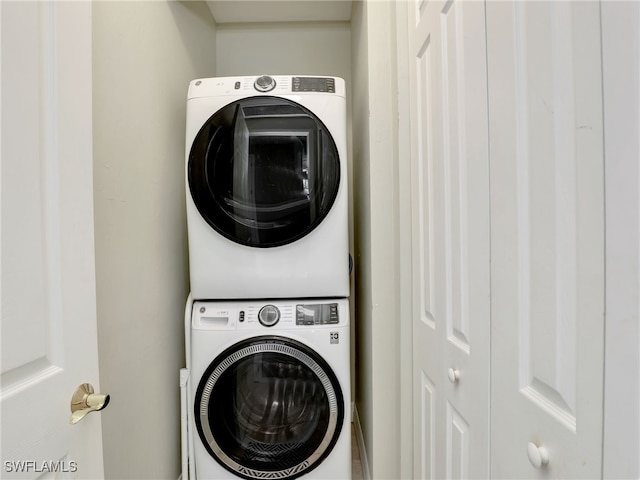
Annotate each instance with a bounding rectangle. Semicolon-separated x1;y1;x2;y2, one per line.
187;298;351;480
185;75;349;300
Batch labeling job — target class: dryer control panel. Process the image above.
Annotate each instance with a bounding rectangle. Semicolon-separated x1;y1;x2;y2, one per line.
188;75;346;98
292;77;336;93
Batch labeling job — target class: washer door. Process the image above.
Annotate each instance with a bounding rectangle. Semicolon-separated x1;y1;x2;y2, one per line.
188;96;341;248
194;336;345;480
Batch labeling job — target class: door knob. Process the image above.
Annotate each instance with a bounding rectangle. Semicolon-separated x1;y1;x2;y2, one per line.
70;383;110;425
527;442;550;468
448;368;460;383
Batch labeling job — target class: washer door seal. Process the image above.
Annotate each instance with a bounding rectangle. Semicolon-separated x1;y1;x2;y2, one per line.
194;336;345;480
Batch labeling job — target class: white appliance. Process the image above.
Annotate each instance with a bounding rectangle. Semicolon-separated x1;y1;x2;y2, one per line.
185;297;351;480
185;75;349;300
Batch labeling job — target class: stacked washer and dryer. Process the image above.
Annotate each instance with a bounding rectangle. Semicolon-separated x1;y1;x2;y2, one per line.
180;75;351;480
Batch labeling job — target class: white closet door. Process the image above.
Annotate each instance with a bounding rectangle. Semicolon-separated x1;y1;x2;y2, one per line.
486;2;605;477
407;1;491;478
1;2;104;477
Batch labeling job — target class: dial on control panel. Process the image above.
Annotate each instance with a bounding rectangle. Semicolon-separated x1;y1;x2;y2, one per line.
254;75;276;92
258;305;280;327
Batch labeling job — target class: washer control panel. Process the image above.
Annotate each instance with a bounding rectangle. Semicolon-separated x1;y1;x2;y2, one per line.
193;300;345;330
295;303;339;325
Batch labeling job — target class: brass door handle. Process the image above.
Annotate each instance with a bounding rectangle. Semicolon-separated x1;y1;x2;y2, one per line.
70;383;110;425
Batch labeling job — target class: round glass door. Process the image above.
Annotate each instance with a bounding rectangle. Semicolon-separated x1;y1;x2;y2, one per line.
188;96;341;248
194;336;344;480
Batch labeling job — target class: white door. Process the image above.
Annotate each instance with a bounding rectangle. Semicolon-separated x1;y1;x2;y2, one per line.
486;1;605;477
406;1;491;478
1;2;105;478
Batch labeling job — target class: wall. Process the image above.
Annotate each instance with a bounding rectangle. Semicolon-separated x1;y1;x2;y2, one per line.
92;2;216;478
392;2;415;476
215;22;351;79
351;1;403;477
350;0;373;469
602;2;640;477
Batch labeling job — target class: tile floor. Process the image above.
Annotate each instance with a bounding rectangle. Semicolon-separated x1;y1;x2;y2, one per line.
351;424;364;480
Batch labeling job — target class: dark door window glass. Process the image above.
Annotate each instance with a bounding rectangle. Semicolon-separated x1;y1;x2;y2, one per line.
189;97;340;247
194;337;344;480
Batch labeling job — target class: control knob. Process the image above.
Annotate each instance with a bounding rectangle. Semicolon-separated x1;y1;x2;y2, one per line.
254;75;276;92
258;305;280;327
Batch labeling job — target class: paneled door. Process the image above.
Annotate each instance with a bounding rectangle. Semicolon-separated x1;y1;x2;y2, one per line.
1;2;105;477
486;2;605;477
406;1;491;478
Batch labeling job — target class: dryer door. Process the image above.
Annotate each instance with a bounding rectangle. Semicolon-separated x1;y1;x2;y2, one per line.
188;96;340;248
194;336;345;480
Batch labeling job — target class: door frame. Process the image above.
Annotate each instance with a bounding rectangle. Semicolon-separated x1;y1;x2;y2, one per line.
601;2;640;477
394;0;415;478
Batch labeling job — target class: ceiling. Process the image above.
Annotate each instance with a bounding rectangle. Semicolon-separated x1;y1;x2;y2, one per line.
206;0;353;23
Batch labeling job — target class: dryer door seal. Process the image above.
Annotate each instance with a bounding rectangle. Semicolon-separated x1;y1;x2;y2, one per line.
194;336;344;480
188;96;341;248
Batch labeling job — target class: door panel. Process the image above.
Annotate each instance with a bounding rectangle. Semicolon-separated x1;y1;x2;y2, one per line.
419;372;436;479
487;2;605;477
1;2;104;477
410;3;444;477
446;402;470;479
408;1;490;478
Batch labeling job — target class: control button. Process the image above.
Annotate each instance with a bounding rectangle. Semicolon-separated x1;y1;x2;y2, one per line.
295;305;305;325
254;75;276;92
327;303;339;324
258;305;280;327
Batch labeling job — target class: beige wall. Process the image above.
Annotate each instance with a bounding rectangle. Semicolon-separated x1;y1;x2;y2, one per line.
92;2;216;478
351;0;403;477
216;22;351;79
350;0;373;464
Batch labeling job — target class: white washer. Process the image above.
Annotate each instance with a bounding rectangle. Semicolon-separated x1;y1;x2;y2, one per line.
185;75;349;300
187;298;351;480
